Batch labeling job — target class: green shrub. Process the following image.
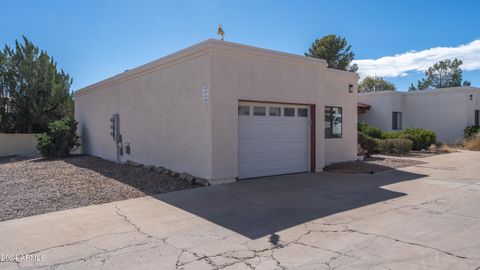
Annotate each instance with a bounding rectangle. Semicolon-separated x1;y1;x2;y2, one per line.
36;117;80;158
358;132;378;156
357;122;384;139
376;139;413;154
358;122;369;132
382;131;402;139
363;126;384;139
464;125;480;138
400;128;436;150
358;123;435;152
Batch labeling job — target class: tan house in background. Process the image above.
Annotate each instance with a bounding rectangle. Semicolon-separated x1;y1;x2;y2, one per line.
358;86;480;143
74;39;358;184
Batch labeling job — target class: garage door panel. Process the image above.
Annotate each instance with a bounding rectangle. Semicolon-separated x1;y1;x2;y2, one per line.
252;124;268;139
238;103;310;179
238;120;252;140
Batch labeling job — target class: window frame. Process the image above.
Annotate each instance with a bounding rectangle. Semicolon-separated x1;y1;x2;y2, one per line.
325;106;343;139
392;111;402;130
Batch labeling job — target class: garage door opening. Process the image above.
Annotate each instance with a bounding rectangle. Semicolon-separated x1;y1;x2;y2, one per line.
238;101;315;179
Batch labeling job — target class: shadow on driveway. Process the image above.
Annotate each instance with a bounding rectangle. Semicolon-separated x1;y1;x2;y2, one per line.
61;156;427;240
154;169;427;240
57;156;427;240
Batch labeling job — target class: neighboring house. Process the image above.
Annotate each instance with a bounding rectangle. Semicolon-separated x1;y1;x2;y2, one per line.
358;86;480;143
75;39;358;184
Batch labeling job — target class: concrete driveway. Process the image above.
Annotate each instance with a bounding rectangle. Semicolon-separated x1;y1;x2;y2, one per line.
1;151;480;270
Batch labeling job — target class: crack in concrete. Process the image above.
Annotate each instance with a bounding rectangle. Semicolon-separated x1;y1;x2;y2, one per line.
344;226;479;261
8;163;480;270
113;203;155;240
44;243;164;270
0;260;22;270
21;230;134;258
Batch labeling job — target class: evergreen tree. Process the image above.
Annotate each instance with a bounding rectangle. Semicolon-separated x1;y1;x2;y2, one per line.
305;35;358;72
358;76;396;92
410;58;470;90
0;36;73;133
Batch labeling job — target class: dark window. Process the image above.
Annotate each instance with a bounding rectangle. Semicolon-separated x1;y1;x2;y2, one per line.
269;107;281;116
284;107;295;117
238;105;250;116
297;108;308;117
325;106;342;138
392;112;402;130
253;106;266;116
475;110;480;126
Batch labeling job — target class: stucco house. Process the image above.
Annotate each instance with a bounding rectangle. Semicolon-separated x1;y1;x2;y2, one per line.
74;39;358;184
358;86;480;143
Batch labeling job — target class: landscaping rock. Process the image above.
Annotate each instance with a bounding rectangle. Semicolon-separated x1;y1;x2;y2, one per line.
126;160;140;166
195;178;210;186
179;173;196;185
186;175;195;185
0;155;196;222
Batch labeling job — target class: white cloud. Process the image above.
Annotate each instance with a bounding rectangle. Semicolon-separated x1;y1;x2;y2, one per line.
353;39;480;78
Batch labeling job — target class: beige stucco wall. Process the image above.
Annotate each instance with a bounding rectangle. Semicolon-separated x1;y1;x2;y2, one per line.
210;42;358;181
75;44;213;179
75;39;358;183
0;134;39;157
358;87;480;143
358;92;404;132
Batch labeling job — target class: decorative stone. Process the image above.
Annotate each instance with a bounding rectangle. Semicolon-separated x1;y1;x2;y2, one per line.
179;173;195;184
195;178;210;186
185;175;195;184
126;160;140;167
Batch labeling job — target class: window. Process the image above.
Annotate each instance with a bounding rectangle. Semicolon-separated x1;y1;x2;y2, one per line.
269;107;281;116
284;107;295;117
297;108;308;117
238;105;250;116
476;110;480;126
392;112;402;130
253;106;266;116
325;106;342;138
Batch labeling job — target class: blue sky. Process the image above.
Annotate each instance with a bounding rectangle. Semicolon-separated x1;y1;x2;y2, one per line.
2;0;479;91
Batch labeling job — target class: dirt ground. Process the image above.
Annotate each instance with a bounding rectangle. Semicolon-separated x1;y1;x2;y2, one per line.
324;156;427;174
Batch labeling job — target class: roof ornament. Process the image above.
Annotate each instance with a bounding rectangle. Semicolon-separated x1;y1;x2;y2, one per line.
217;24;225;41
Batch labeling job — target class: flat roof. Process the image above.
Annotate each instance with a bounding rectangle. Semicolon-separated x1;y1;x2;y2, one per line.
358;86;480;97
75;39;358;97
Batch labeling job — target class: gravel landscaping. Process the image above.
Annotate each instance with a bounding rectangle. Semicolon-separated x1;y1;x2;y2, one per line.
324;156;427;174
377;150;454;158
0;155;199;222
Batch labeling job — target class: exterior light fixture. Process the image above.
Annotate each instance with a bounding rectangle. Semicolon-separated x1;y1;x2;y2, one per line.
470;94;473;100
349;84;354;93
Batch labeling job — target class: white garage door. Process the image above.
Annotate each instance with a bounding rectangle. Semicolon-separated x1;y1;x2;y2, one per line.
238;102;311;179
